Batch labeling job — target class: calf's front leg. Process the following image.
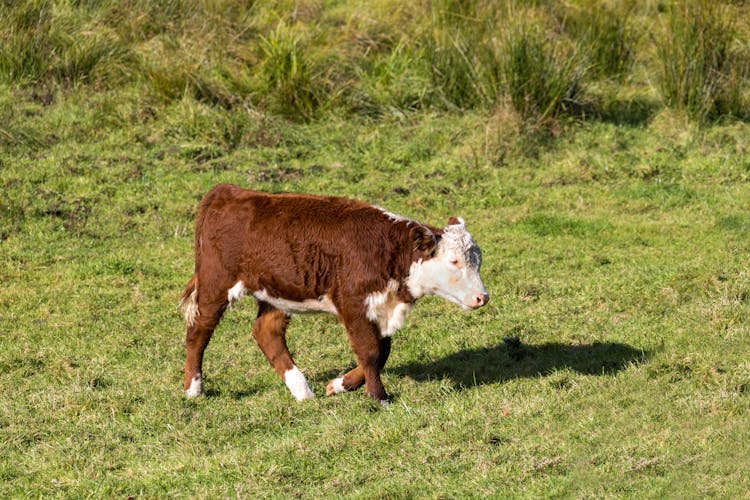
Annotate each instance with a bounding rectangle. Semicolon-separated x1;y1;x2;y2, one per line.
327;337;391;397
333;312;392;401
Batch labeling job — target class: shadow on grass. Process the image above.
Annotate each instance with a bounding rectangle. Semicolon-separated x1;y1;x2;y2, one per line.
582;94;662;127
203;386;265;400
202;339;647;399
390;338;648;389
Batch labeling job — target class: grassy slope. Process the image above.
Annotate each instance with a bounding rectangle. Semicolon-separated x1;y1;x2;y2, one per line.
2;93;749;496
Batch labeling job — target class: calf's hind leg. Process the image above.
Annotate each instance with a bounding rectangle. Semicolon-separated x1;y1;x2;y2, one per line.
184;297;228;398
253;301;314;401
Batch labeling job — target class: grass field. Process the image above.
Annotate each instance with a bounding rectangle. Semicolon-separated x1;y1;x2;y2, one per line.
2;0;750;497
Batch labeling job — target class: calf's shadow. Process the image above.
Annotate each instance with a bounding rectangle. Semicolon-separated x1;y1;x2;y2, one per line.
389;338;648;389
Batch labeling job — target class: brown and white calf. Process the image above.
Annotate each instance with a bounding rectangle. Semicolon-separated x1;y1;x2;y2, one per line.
180;184;489;402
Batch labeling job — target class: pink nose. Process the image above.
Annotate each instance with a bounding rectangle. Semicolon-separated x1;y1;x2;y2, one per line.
472;293;489;308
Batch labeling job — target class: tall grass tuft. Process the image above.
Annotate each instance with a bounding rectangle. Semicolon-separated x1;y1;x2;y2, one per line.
258;23;321;120
503;22;587;125
563;4;637;80
107;0;202;42
0;30;46;84
422;0;502;110
0;0;54;83
51;29;135;87
354;41;432;115
0;1;137;87
656;0;748;121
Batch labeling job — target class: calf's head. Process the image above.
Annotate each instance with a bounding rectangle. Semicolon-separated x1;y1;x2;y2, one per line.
407;217;489;310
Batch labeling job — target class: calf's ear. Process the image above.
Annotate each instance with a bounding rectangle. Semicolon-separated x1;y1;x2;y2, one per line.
447;216;466;227
410;224;437;257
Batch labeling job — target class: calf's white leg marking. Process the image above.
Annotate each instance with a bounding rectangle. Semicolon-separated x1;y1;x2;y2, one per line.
284;366;315;401
186;374;203;398
327;377;347;396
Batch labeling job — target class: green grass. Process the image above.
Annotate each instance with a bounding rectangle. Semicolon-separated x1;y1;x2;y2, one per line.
2;99;749;496
2;0;750;497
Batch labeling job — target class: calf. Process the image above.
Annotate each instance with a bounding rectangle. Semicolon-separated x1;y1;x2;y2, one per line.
180;184;489;402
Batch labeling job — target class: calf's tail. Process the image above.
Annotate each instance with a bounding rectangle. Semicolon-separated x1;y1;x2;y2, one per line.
180;275;199;327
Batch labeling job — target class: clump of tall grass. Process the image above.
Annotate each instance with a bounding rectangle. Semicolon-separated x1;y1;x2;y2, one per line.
656;0;748;121
258;23;322;120
352;41;432;115
0;30;46;84
503;22;587;125
141;42;254;110
422;0;502;110
102;0;204;42
52;29;136;87
0;0;54;83
0;1;137;86
562;4;637;80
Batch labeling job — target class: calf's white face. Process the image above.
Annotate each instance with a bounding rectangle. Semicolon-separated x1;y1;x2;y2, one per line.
407;217;489;310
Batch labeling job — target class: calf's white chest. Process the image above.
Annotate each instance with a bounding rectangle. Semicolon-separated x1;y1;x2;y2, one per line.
364;280;412;337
